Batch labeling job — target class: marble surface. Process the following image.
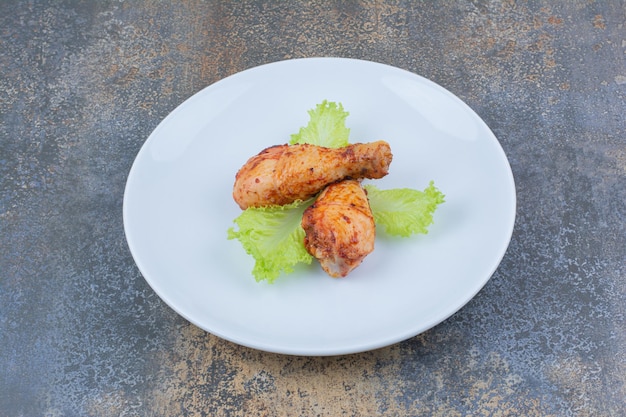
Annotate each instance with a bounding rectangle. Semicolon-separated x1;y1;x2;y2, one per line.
1;1;624;416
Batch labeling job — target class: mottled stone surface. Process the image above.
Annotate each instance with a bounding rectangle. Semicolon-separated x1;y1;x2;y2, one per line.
1;1;624;416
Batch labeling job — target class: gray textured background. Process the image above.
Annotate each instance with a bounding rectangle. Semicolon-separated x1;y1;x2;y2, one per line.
1;1;625;416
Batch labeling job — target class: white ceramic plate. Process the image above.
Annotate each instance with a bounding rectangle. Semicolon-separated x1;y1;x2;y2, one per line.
123;57;516;356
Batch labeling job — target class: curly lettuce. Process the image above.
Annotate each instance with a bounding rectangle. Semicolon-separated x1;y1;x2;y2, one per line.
289;100;350;148
228;199;314;283
364;182;445;237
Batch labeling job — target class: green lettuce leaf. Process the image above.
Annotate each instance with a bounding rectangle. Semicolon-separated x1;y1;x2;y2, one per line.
289;100;350;148
227;199;314;283
364;181;445;237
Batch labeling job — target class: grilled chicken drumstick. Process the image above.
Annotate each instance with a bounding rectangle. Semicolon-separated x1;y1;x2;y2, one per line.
233;140;392;209
301;179;376;277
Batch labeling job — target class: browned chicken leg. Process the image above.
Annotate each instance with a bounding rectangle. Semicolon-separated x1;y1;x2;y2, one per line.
301;179;376;277
233;141;392;209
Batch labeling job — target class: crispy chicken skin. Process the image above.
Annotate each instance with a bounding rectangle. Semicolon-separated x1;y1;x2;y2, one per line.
233;141;392;209
301;179;375;277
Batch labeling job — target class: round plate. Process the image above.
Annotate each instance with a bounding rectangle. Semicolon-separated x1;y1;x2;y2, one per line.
123;57;516;355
